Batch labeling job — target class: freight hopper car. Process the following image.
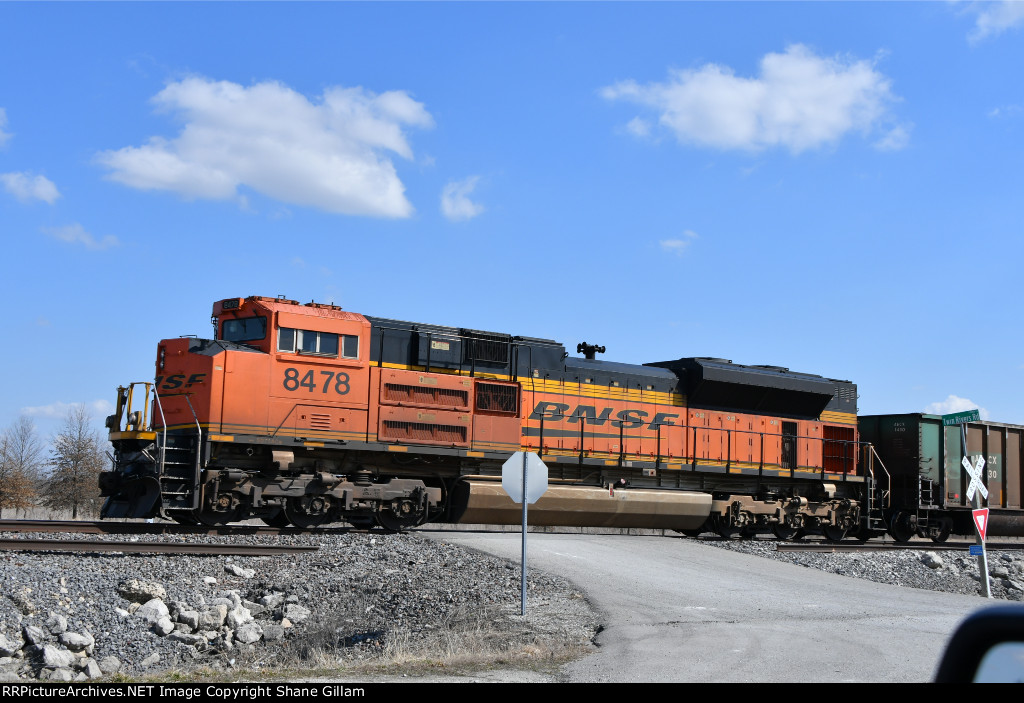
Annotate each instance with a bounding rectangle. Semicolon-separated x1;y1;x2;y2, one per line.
859;413;1024;541
100;295;870;537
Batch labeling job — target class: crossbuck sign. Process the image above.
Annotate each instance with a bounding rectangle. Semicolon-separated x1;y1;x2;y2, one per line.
962;455;988;502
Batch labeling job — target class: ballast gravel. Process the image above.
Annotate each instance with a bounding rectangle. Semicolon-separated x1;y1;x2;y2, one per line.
0;526;1021;682
697;535;1024;599
0;528;596;681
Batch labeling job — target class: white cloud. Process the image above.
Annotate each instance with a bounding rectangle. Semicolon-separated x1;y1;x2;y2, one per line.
988;104;1023;118
441;176;485;222
602;44;905;153
42;223;119;250
625;117;652;138
1;171;60;204
874;125;911;152
968;1;1024;42
97;77;434;218
0;108;10;147
22;399;114;419
923;395;990;420
660;230;699;256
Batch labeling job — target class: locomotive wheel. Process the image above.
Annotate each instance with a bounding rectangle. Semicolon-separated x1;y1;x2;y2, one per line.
889;524;914;543
853;527;874;543
740;524;759;539
771;524;800;541
930;520;952;544
822;525;848;542
262;509;291;528
375;500;423;533
710;513;739;539
283;497;335;529
888;512;915;543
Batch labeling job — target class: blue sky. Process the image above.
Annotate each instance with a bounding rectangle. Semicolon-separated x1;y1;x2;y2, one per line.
1;1;1022;446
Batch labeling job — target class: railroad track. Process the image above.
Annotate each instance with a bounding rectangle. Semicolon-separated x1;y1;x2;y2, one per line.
0;519;332;556
777;540;1024;553
0;519;359;537
0;538;318;556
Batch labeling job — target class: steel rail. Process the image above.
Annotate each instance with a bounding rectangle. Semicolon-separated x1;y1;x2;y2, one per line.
0;519;358;536
0;538;318;556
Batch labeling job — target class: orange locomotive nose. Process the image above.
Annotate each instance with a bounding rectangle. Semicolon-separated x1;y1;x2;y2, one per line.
151;338;217;432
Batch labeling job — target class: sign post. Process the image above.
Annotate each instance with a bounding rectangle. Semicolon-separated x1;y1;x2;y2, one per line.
943;409;991;598
501;451;548;615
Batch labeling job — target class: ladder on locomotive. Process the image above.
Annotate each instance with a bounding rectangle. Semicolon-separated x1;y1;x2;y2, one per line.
152;392;202;513
156;436;200;511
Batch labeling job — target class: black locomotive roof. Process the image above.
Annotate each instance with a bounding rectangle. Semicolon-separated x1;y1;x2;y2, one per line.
365;315;566;374
362;314;853;418
646;357;843;417
564;357;678;381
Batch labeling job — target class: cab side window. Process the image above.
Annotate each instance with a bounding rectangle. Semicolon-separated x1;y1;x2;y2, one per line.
278;327;296;352
278;327;359;359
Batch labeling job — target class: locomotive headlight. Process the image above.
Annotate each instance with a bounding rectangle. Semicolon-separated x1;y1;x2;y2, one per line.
159;347;165;370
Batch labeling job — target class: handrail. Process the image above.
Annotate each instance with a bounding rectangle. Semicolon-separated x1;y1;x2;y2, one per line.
553;419;866;476
150;386;170;518
869;444;892;509
182;394;203;511
151;385;168;467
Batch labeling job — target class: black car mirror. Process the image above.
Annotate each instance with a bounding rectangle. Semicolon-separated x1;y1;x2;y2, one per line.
935;605;1024;683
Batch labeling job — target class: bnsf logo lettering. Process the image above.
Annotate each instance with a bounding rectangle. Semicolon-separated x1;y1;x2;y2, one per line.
155;374;207;391
529;401;679;430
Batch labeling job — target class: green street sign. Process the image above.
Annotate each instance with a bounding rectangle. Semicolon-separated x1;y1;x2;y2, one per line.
942;409;981;426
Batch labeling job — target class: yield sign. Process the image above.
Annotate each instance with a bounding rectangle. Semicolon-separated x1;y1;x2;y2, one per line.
973;508;990;540
963;455;988;502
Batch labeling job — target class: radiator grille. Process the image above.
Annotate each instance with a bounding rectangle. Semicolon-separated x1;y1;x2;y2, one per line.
381;420;467;444
475;382;519;415
383;383;469;408
823;425;856;473
461;329;510;364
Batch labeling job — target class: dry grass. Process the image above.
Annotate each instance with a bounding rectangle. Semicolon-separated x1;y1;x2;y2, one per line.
283;601;594;677
107;601;596;683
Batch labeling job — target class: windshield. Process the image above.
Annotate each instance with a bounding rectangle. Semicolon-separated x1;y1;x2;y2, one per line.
222;316;267;342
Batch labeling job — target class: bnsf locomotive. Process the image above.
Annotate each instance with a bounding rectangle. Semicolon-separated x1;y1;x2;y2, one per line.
100;295;1024;540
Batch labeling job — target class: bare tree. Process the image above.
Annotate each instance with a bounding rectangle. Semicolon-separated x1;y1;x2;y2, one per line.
0;416;44;517
43;406;107;519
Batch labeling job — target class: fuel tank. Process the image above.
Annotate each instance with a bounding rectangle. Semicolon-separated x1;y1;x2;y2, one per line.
448;480;712;530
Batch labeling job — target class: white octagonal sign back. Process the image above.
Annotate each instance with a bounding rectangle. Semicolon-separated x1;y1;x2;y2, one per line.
501;451;549;504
